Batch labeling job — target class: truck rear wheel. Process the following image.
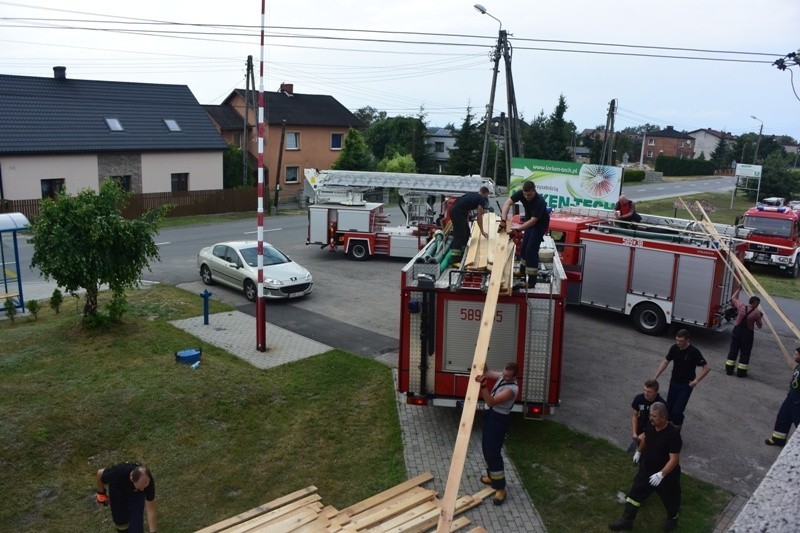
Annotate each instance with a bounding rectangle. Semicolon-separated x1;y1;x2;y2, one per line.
348;241;370;261
790;260;799;278
632;302;667;336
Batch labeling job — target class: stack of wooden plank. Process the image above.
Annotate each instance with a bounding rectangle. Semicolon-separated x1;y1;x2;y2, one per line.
461;212;515;295
196;472;492;533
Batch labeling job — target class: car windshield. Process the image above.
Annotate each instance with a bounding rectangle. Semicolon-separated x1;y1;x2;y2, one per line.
743;215;793;238
240;246;290;267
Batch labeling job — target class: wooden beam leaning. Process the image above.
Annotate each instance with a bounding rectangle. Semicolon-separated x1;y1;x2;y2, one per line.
684;199;798;368
436;231;512;532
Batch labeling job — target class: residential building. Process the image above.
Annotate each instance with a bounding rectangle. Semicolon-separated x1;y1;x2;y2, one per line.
216;83;363;200
0;67;227;203
643;126;695;164
688;128;736;160
426;127;456;172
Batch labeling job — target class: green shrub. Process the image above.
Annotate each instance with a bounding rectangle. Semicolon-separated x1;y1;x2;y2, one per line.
26;299;41;320
4;297;17;324
622;169;645;182
49;289;63;314
655;155;716;176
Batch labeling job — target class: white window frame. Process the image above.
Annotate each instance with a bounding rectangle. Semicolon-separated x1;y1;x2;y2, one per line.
105;118;124;132
330;132;343;150
647;138;655;146
163;119;182;132
285;132;300;150
646;151;654;158
285;166;299;183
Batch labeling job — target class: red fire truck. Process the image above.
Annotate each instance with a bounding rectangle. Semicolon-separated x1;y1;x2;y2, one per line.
741;198;800;277
397;235;567;417
550;206;748;335
305;169;495;260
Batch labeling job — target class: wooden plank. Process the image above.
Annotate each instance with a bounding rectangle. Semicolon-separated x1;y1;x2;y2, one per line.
367;501;438;533
448;517;472;532
258;507;318;533
339;472;433;518
350;489;436;530
390;496;473;533
195;486;318;533
348;487;429;526
466;528;488;533
436;230;511;532
220;495;321;533
0;292;19;299
485;213;498;265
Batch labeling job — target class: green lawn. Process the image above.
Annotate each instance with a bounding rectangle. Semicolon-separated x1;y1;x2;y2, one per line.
0;285;735;531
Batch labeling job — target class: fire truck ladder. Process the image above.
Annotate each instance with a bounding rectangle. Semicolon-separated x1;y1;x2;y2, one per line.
557;205;747;239
304;169;495;202
521;236;565;419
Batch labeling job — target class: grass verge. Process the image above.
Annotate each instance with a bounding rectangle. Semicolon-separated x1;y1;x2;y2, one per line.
506;420;731;532
638;193;800;299
0;285;404;531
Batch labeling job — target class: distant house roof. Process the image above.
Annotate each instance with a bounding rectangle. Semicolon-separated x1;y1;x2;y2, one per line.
0;70;228;155
203;104;245;131
688;128;736;140
230;88;363;128
427;127;454;137
650;126;693;139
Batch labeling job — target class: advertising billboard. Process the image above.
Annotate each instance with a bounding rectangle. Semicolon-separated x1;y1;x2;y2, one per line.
510;157;623;210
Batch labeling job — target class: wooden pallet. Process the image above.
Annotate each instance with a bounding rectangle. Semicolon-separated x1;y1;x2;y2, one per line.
197;472;493;533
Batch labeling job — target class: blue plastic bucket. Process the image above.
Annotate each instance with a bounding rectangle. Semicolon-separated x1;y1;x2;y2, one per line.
175;348;201;365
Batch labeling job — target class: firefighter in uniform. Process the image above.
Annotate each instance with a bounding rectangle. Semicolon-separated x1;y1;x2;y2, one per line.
499;180;550;288
609;402;681;532
95;463;158;533
448;187;490;265
725;290;763;378
475;362;519;506
765;347;800;447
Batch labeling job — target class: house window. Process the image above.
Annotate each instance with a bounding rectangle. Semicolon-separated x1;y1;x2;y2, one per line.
648;138;655;146
331;133;343;150
109;175;132;191
163;119;182;132
434;142;445;153
646;151;654;158
41;178;65;199
686;140;691;146
285;166;299;183
171;172;189;192
286;132;300;150
232;133;242;147
105;118;124;132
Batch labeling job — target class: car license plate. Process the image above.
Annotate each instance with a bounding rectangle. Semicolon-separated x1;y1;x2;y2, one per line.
456;400;486;410
754;253;769;263
288;291;303;298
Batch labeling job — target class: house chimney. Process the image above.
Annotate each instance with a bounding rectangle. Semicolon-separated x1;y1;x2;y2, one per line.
53;66;66;79
279;82;294;95
665;125;674;131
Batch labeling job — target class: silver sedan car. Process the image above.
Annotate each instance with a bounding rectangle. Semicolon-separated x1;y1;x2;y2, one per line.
197;241;313;301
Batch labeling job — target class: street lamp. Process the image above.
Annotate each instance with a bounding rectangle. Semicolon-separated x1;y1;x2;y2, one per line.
474;4;502;31
751;115;763;164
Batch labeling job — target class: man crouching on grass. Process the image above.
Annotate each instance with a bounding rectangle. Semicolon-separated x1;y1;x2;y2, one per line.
95;463;157;532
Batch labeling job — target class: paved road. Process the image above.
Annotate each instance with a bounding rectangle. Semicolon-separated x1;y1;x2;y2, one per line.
12;175;797;499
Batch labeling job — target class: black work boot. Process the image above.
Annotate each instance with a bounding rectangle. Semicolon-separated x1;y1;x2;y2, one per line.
662;516;678;531
725;362;735;375
608;503;637;531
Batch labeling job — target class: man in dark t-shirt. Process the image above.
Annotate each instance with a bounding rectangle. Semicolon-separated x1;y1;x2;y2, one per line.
653;329;710;430
628;379;665;452
499;180;550;287
448;186;490;264
95;463;157;532
610;402;682;531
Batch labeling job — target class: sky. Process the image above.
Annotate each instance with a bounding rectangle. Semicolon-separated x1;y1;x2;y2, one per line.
2;0;799;143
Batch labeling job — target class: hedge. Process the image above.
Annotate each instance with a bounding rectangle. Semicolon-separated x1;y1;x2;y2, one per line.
654;155;716;176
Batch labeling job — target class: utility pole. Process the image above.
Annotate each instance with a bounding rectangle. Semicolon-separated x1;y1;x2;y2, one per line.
600;99;617;166
476;6;523;181
243;56;256;187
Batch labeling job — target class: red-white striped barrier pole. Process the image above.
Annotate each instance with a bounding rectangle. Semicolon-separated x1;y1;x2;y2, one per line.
256;0;267;351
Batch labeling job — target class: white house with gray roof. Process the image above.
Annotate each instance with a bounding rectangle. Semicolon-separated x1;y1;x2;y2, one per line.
0;67;227;202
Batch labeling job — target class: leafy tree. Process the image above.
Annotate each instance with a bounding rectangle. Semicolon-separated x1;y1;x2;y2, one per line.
446;106;482;176
710;136;731;170
546;95;573;161
354;106;387;128
758;151;796;200
223;143;254;188
365;116;433;173
30;181;169;322
376;153;416;173
522;110;549;159
331;128;374;170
